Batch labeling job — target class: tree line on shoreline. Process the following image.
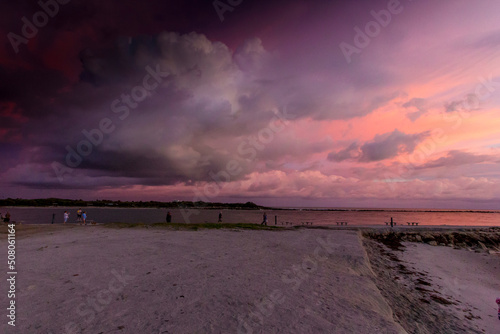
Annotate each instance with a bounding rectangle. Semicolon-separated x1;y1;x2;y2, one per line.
0;198;267;210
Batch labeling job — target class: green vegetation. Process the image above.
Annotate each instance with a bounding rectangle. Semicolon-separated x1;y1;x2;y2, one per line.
102;222;284;231
0;198;267;210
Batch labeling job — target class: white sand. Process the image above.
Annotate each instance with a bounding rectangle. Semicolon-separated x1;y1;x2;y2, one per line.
400;242;500;333
1;227;406;334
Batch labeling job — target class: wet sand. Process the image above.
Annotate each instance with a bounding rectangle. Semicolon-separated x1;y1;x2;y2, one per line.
363;228;500;334
400;242;500;333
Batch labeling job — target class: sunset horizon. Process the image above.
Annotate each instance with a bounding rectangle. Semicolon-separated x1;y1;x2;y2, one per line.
2;2;500;331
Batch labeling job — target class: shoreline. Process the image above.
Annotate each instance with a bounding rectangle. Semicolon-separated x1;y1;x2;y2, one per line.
3;207;499;227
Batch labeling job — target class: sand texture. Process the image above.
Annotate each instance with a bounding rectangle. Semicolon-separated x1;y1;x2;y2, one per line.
1;226;406;334
363;230;500;334
2;225;499;333
400;242;500;333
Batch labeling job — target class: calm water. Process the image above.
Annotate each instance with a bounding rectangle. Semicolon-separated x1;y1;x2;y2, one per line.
1;207;499;226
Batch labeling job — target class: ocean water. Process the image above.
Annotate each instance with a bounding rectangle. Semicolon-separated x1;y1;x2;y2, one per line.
1;207;499;226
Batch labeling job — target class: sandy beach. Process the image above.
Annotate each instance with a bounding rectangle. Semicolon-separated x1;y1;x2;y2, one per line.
1;224;499;333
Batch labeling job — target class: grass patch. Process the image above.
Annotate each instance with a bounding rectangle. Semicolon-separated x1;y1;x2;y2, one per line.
101;222;285;231
0;224;78;238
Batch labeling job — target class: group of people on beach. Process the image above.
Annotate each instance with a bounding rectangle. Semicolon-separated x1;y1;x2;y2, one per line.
62;209;87;225
45;209;267;226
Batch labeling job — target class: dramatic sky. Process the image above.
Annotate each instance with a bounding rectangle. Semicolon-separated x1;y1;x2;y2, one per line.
1;0;500;209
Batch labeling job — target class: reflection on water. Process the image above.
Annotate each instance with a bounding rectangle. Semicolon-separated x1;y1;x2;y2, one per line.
1;207;499;226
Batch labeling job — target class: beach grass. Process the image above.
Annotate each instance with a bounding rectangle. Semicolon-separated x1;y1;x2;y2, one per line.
0;223;79;238
362;227;500;251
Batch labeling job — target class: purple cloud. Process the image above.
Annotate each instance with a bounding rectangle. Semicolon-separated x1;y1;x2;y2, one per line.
328;130;430;163
417;150;495;169
403;98;427;121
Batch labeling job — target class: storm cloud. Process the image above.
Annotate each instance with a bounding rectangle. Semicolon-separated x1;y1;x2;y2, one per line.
1;0;500;208
328;130;430;163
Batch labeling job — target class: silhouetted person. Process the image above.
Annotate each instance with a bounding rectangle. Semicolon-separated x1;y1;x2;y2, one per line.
51;213;55;224
496;297;500;320
218;212;222;223
166;211;172;223
261;212;268;225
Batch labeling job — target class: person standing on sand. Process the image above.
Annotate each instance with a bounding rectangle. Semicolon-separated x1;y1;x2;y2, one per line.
261;212;268;225
496;298;500;320
77;208;82;222
166;211;172;223
63;211;69;224
82;211;87;225
51;213;55;224
218;211;222;223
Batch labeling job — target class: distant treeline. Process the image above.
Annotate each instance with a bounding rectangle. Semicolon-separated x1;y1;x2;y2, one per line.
0;198;266;210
